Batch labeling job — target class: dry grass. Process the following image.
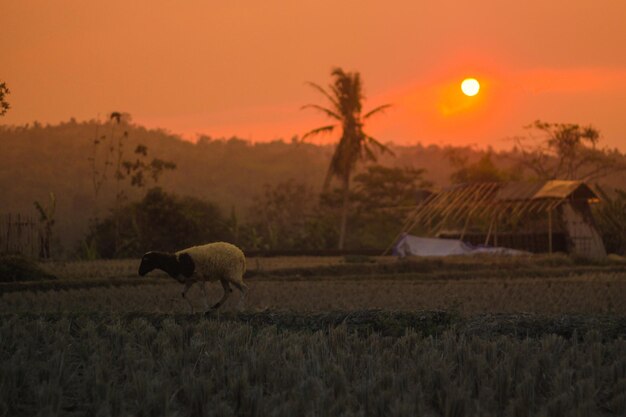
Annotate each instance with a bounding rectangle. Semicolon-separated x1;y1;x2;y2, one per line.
38;256;358;280
37;253;625;281
2;272;624;315
1;313;624;416
2;255;625;416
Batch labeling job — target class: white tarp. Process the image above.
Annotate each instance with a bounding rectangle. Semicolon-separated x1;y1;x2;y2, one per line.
393;234;528;257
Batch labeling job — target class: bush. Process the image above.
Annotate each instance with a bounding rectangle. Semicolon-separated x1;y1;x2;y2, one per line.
0;254;56;282
594;186;626;255
87;187;231;258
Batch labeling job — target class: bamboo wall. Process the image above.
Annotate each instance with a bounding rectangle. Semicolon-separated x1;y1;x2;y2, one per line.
0;214;39;258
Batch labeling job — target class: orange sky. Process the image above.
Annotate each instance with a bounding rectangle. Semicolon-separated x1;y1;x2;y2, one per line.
2;0;626;150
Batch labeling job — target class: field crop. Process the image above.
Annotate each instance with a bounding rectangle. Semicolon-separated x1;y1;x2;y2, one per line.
1;255;625;416
1;313;625;417
1;272;624;315
38;256;354;281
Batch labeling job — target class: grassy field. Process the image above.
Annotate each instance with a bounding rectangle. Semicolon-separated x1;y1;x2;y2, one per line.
1;255;625;416
4;255;625;315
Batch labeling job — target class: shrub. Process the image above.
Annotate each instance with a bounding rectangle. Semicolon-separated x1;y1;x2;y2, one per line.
0;254;56;282
594;186;626;255
86;187;231;258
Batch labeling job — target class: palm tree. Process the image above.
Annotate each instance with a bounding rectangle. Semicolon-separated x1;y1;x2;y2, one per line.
302;67;391;249
0;81;10;116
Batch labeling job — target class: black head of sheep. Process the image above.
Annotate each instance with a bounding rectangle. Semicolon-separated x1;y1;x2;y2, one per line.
138;251;163;276
138;251;195;279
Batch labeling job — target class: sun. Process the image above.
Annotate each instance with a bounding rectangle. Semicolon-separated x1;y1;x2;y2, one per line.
461;78;480;96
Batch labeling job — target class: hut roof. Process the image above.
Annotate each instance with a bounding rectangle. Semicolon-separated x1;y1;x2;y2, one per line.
494;182;545;201
533;180;597;200
395;180;600;243
495;180;597;201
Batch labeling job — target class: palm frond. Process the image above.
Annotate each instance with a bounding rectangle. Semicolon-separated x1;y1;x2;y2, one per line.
300;104;342;120
329;84;342;106
365;135;395;156
301;125;336;141
331;67;348;80
351;73;363;112
361;143;378;162
305;82;339;109
34;201;47;221
363;104;392;119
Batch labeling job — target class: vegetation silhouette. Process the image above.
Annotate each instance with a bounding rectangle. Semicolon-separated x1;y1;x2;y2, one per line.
447;150;520;184
322;165;433;249
33;193;56;259
0;81;9;116
302;68;392;249
84;113;177;256
88;187;230;258
514;120;626;181
593;185;626;255
1;119;625;256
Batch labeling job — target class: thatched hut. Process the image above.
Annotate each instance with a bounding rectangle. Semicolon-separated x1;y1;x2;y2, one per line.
391;180;606;258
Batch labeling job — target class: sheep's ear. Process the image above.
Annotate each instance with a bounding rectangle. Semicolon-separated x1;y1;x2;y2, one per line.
138;252;154;276
178;253;195;278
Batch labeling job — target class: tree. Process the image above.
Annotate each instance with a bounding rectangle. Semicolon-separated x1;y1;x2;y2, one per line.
0;82;9;116
243;180;338;250
514;120;626;181
87;112;134;219
351;165;431;209
246;180;315;249
447;150;519;184
87;187;229;258
86;112;176;255
302;67;391;249
33;193;56;259
348;165;432;248
593;186;626;255
121;144;177;188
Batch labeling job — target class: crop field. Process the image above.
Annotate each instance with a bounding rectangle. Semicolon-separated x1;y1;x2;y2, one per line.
1;255;626;416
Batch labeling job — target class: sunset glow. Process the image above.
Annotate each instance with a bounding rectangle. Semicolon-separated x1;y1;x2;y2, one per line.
2;1;626;150
461;78;480;96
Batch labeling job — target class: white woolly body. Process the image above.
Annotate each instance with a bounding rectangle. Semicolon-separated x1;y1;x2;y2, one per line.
176;242;246;282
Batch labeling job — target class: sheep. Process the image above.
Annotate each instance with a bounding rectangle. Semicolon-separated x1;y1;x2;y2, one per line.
138;242;248;312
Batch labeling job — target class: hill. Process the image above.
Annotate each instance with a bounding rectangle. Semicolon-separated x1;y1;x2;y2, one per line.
1;119;624;254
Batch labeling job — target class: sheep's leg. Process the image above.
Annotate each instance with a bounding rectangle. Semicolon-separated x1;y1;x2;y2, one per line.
200;280;211;311
210;280;232;310
181;281;195;313
230;280;249;310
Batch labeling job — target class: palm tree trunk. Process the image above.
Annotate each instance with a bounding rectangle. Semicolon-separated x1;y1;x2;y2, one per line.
338;173;350;250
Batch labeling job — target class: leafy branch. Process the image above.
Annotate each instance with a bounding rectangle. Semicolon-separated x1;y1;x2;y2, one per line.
0;82;10;116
